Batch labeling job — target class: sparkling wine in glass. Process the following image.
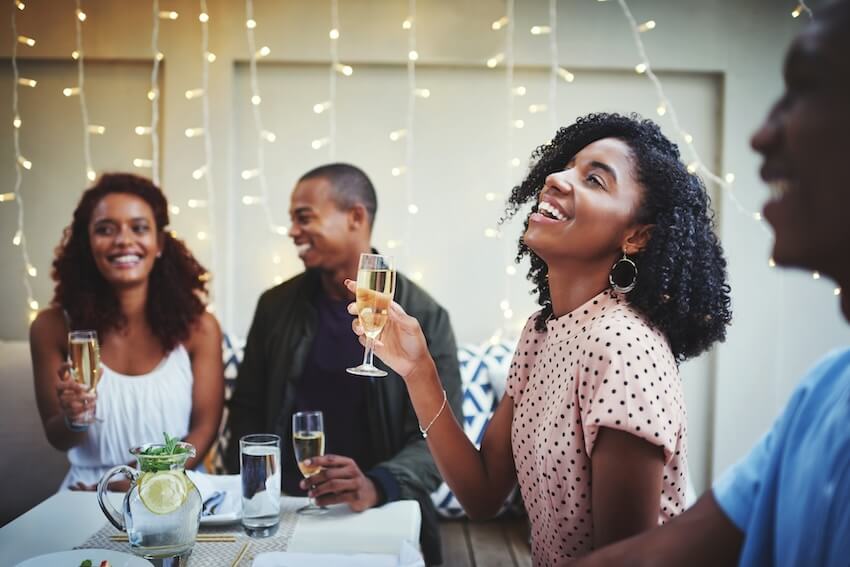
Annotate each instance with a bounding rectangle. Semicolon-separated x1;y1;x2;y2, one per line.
292;410;327;515
68;329;102;425
347;253;396;377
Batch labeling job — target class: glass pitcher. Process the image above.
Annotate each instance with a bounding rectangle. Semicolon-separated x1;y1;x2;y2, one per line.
97;442;202;559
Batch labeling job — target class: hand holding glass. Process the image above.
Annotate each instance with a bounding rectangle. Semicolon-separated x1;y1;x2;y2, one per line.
67;330;102;426
292;411;327;515
347;253;396;377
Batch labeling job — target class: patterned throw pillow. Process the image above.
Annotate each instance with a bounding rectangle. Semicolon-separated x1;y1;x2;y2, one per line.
430;340;517;518
204;333;245;474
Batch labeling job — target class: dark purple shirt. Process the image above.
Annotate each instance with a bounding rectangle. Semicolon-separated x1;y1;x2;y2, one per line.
282;292;372;495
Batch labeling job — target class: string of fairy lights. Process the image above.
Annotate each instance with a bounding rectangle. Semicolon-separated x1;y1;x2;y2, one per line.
196;0;219;306
613;0;837;295
147;0;162;187
8;1;38;322
241;0;288;240
4;0;837;328
401;0;419;274
328;0;339;159
383;1;428;280
547;0;559;132
500;0;516;331
72;1;97;183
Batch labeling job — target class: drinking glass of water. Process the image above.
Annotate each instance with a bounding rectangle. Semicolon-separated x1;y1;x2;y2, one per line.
240;434;281;537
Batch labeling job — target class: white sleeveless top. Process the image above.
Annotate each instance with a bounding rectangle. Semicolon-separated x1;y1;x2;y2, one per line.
61;345;194;488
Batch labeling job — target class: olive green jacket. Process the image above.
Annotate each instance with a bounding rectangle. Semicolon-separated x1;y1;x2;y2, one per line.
225;268;463;565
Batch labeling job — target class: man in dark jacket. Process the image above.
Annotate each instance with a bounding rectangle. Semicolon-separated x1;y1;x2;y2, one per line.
225;163;462;565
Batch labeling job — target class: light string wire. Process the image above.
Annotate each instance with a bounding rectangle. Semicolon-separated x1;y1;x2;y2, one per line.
402;0;418;270
501;0;516;332
616;0;836;292
328;0;338;159
9;5;38;319
198;0;219;306
547;0;558;131
149;0;161;186
244;0;288;237
73;0;95;182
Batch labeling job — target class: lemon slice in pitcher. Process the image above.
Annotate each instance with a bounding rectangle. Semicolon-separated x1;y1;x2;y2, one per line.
138;471;188;515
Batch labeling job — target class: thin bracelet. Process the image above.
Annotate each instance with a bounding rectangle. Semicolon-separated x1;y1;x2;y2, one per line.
418;389;447;439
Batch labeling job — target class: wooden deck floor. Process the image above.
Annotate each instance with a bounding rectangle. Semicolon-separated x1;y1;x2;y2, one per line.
439;516;532;567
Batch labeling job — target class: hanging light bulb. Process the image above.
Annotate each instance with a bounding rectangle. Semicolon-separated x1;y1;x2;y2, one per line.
313;101;332;114
491;16;509;30
637;20;656;32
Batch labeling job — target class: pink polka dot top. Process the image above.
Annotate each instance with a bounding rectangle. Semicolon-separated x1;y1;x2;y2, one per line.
506;289;687;565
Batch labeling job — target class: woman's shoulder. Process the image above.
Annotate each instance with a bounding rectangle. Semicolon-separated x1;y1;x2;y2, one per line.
587;301;675;362
29;306;67;347
184;311;222;353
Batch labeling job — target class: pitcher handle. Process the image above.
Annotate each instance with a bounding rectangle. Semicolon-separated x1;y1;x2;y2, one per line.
97;464;138;532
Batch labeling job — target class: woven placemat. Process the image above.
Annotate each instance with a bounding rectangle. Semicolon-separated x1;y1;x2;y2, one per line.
76;502;300;566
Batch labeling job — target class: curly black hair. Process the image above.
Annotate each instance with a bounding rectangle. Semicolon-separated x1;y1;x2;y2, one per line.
504;113;732;362
51;173;209;353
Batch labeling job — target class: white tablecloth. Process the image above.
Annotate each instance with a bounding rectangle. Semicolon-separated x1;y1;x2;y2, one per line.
0;492;421;566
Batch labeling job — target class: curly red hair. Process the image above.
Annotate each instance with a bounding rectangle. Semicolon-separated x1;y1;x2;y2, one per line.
51;173;209;353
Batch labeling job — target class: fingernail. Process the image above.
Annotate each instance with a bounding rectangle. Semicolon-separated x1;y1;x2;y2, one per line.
304;459;311;465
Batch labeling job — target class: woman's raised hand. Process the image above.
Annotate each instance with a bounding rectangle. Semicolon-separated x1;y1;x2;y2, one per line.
345;279;431;380
55;361;97;426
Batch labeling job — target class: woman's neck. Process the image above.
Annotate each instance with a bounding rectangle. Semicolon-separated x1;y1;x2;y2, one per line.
114;282;149;326
547;258;612;318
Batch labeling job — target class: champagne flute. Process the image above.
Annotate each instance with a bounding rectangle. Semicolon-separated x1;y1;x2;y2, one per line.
68;331;103;426
292;411;327;515
67;330;102;426
346;253;396;377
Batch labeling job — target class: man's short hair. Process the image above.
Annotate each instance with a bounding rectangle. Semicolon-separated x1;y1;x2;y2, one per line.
299;163;378;229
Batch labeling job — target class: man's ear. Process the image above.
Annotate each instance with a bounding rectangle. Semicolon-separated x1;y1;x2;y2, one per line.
348;204;368;231
622;224;654;255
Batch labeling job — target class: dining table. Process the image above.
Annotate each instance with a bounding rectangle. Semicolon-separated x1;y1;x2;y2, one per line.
0;490;422;566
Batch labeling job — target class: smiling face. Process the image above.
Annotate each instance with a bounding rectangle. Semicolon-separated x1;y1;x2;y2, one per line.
288;176;361;271
89;193;162;288
523;138;648;267
755;15;850;275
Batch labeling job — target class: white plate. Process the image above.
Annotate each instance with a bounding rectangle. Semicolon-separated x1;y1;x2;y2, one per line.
200;508;241;526
15;548;153;567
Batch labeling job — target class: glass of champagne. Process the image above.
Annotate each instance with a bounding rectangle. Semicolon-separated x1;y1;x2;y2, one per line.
67;330;102;426
292;411;327;515
347;253;396;377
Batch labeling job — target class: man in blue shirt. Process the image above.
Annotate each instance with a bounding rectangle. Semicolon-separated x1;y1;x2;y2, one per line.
572;1;850;565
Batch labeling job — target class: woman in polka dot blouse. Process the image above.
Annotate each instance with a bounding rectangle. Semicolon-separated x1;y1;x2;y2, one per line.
347;113;731;565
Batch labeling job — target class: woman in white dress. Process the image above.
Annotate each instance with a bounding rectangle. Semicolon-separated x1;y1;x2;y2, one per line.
30;173;224;489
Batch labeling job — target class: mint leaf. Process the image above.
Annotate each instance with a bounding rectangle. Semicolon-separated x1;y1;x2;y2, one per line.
80;560;92;567
164;432;178;454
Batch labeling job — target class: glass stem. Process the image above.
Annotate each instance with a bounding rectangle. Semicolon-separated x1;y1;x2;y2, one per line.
363;336;375;368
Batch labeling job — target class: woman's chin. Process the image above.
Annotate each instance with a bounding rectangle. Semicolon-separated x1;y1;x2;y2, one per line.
522;229;552;262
